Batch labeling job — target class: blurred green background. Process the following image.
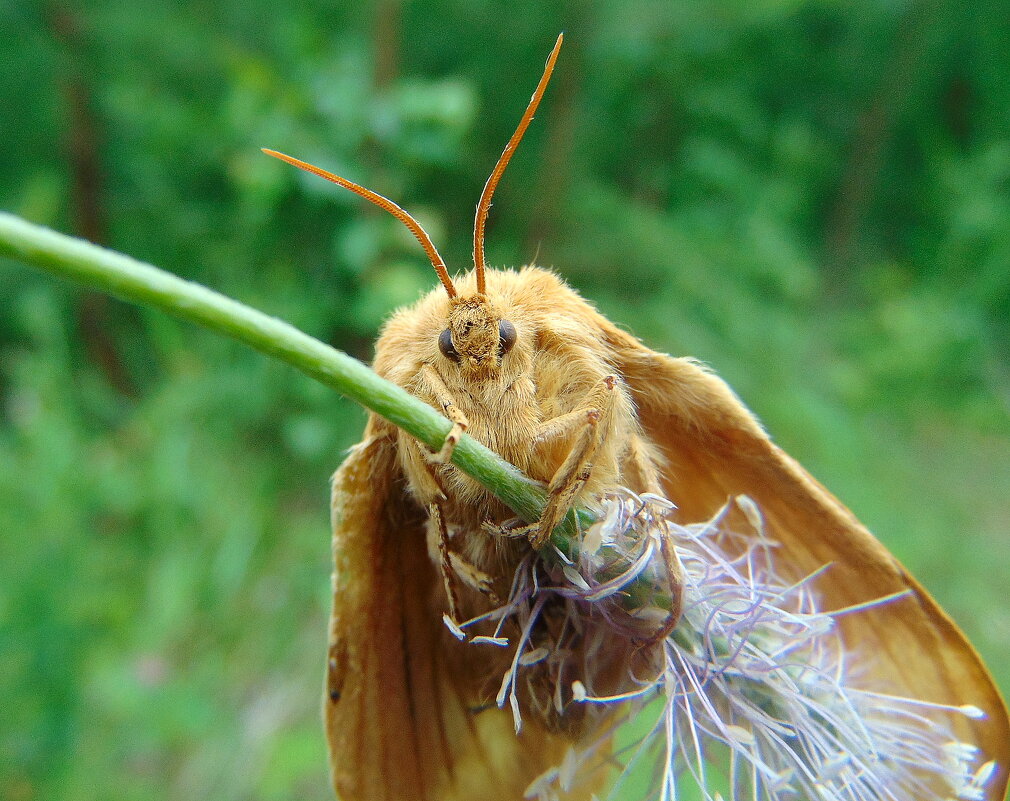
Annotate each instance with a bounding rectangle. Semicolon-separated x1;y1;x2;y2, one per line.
2;1;1008;799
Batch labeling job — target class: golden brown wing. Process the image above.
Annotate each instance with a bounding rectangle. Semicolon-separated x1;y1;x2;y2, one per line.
600;323;1010;800
325;415;589;801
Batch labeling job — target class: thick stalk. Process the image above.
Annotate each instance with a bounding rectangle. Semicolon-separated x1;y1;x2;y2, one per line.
0;212;590;545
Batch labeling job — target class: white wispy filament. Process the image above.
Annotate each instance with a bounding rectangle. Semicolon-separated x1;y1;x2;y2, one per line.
447;490;996;801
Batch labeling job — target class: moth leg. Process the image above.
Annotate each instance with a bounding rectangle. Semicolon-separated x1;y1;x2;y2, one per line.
417;364;469;463
408;444;467;623
526;411;601;549
426;485;499;613
448;552;502;606
481;517;530;539
626;437;684;645
526;375;619;550
531;407;598;445
428;501;463;623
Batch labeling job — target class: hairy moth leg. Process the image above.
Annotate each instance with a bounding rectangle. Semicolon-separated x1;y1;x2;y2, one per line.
417;364;469;463
413;444;500;618
448;552;502;606
625;437;684;642
428;501;463;623
432;500;501;613
524;375;619;549
406;442;468;624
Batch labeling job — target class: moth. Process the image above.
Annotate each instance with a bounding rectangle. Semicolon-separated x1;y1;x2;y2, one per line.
265;34;1009;801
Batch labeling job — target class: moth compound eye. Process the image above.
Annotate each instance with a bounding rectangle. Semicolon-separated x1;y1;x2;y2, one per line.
438;328;460;362
498;320;517;356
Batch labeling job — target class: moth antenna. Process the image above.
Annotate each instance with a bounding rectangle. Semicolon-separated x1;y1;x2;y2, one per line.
262;148;457;298
472;33;563;296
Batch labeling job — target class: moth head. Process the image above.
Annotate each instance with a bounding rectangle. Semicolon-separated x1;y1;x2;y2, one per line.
437;294;518;379
261;33;561;379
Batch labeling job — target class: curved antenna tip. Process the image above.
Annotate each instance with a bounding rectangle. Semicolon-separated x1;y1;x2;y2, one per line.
472;34;564;295
260;147;457;298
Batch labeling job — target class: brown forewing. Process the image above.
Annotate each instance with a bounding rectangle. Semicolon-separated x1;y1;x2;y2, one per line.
325;417;599;801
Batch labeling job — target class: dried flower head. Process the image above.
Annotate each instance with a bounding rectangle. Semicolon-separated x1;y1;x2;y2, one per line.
447;490;999;801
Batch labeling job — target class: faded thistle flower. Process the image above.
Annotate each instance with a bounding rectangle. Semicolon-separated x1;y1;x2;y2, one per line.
445;489;999;801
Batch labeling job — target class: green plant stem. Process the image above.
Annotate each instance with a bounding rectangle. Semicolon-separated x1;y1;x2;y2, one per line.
0;211;589;546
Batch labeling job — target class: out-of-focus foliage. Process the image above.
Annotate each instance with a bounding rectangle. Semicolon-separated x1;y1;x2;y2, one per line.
1;1;1008;799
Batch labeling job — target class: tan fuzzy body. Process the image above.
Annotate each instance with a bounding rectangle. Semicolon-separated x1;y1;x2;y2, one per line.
374;267;656;594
